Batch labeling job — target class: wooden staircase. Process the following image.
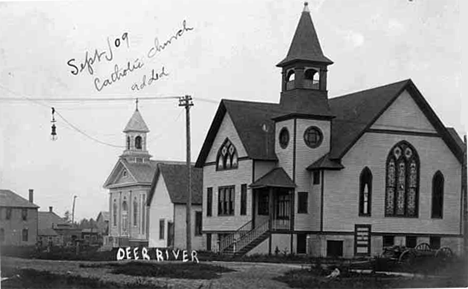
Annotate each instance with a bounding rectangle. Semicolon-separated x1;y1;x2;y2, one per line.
220;219;270;256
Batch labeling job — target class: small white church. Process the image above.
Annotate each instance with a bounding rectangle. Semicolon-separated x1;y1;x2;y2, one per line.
195;3;466;257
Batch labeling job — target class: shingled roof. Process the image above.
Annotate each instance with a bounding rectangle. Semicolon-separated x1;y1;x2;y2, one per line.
148;163;202;205
123;159;158;183
250;168;296;189
328;79;409;159
0;189;38;208
277;4;333;67
123;109;149;133
196;79;465;168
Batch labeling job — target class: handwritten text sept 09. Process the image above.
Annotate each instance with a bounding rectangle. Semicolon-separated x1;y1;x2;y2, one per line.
66;20;194;92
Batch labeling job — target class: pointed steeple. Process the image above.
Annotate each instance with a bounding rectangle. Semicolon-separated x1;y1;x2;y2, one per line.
121;106;151;162
277;2;333;67
123;109;149;133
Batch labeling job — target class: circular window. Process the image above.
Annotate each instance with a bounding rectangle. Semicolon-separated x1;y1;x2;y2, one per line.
304;126;323;148
279;128;290;149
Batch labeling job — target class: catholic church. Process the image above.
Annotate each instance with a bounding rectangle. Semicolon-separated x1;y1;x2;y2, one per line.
195;3;466;257
103;104;203;248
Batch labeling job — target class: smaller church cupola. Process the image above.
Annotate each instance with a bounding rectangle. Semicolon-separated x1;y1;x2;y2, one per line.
121;99;152;163
277;2;333;93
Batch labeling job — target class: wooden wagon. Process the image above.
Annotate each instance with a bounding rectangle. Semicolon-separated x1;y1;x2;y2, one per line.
398;242;453;264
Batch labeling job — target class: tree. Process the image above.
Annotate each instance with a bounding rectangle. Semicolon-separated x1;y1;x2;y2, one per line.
64;210;71;223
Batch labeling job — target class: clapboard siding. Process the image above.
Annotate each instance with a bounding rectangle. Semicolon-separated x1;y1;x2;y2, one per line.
323;132;461;234
371;89;436;133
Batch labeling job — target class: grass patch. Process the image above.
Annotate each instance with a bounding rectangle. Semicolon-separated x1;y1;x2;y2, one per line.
274;268;463;289
1;266;157;289
80;261;234;279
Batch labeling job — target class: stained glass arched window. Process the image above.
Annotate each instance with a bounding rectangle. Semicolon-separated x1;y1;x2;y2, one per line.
431;171;444;218
216;139;238;171
359;167;372;216
385;141;419;217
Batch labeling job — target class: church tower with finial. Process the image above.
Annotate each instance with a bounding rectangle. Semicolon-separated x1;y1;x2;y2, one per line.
121;99;152;163
276;2;333;116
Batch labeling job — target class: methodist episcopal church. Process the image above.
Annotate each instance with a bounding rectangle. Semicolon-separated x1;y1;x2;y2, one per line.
195;3;466;257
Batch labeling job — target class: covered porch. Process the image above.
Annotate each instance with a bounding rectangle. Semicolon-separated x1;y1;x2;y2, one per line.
250;168;296;232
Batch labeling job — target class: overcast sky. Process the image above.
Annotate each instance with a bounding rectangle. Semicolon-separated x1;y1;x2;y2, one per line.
0;0;465;221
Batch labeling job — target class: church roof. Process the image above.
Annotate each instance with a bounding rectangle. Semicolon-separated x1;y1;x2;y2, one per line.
250;168;296;189
123;109;149;133
123;159;158;183
328;79;409;159
277;4;333;67
307;153;344;170
148;162;202;205
0;189;39;208
195;79;465;167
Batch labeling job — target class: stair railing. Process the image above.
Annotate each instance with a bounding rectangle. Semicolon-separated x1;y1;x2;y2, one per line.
234;219;269;253
219;220;253;252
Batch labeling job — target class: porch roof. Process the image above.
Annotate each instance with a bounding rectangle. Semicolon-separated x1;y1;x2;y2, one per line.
250;168;296;189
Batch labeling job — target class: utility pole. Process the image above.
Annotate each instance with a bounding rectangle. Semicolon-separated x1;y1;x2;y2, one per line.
463;135;467;254
71;195;77;224
179;95;194;252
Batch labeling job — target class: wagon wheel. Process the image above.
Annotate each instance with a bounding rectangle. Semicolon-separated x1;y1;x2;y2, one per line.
415;242;431;252
435;247;453;261
399;249;415;264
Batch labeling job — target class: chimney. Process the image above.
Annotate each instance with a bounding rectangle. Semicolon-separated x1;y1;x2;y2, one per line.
29;189;34;203
49;206;53;213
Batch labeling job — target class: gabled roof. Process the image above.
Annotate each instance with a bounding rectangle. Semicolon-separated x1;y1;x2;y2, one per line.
0;189;38;208
38;211;67;230
123;109;149;133
307;153;344;170
196;80;464;169
103;158;158;188
96;211;110;222
277;4;333;67
328;79;464;164
195;99;283;167
250;168;296;189
328;80;409;159
447;127;465;152
148;162;202;205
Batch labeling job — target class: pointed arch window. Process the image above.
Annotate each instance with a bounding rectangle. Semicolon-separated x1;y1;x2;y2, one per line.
135;136;142;150
385;141;419;217
133;197;138;226
431;171;444;219
216;139;238;171
359;167;372;216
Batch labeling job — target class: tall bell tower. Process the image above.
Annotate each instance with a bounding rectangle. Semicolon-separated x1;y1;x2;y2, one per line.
121;100;152;163
276;2;333;116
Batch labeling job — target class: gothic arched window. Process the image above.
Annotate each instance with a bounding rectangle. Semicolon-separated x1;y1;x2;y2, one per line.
216;139;238;171
385;141;419;217
359;167;372;216
133;197;138;226
431;171;444;218
135;136;142;149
